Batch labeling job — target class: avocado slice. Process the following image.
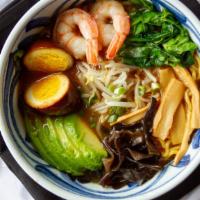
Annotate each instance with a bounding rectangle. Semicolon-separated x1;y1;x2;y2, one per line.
25;110;82;175
38;118;82;175
24;109;107;176
62;115;107;170
24;114;57;167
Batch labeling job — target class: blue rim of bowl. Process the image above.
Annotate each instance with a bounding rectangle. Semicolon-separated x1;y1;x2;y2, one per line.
1;0;200;199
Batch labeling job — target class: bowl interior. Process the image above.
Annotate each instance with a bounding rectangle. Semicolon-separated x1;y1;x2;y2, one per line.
1;0;200;199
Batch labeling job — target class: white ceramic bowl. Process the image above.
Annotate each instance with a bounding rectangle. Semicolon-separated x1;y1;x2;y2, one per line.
0;0;200;200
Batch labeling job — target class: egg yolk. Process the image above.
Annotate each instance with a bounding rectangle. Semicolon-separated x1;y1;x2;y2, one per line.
31;75;61;101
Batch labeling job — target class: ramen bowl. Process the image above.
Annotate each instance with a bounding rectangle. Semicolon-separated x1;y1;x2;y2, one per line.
0;0;200;199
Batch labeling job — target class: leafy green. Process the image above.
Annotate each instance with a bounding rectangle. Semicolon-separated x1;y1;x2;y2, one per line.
118;0;197;68
119;43;180;67
163;32;197;54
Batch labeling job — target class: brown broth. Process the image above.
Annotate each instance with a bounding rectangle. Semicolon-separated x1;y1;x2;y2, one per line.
19;70;49;95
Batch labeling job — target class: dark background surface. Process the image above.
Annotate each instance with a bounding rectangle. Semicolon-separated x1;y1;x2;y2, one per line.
0;0;199;200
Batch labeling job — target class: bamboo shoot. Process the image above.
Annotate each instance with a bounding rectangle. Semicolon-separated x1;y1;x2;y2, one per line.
153;78;185;140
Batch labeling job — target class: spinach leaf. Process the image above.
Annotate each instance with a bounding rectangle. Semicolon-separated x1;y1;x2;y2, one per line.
118;0;197;68
163;33;197;55
119;44;180;67
181;51;196;66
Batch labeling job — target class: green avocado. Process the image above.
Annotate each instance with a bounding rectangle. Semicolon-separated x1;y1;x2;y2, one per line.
24;109;107;176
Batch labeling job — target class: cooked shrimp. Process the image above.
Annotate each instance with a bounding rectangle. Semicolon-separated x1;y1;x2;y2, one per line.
53;8;99;65
91;0;130;60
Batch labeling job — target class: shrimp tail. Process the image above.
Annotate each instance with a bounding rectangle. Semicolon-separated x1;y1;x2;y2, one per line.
106;15;130;60
86;39;98;65
106;33;126;60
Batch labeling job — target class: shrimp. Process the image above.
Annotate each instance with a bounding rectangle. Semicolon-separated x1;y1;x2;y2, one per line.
53;8;99;65
91;0;130;60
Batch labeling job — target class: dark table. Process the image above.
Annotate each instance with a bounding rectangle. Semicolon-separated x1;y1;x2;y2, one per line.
0;0;200;200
